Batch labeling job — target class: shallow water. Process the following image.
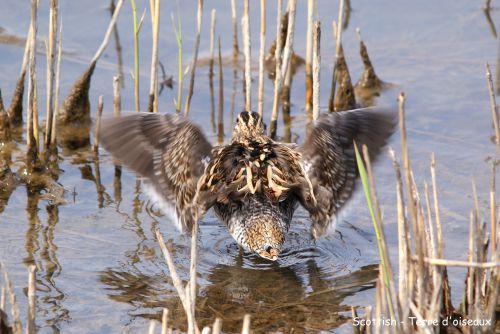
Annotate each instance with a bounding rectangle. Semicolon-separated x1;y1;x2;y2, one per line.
0;0;499;332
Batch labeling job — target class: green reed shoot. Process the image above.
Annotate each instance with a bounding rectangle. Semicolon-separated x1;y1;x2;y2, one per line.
354;143;396;321
130;0;145;112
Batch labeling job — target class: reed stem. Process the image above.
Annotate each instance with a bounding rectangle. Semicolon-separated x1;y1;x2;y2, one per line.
218;37;224;144
184;0;203;116
45;0;58;148
486;63;500;156
257;0;266;117
328;0;346;111
148;0;161;113
312;21;320;121
171;5;183;113
51;18;63;147
305;0;315;115
93;96;104;154
242;0;251;112
131;0;141;111
231;0;239;56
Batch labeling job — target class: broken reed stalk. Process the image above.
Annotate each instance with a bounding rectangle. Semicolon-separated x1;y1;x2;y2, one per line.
27;0;39;162
486;63;500;156
161;308;168;334
212;318;222;334
113;75;121;117
50;18;63;148
231;0;239;56
0;287;5;310
45;0;58;149
148;321;156;334
269;0;297;138
328;0;346;111
305;0;315;115
241;314;251;334
26;265;36;334
183;0;203;116
218;37;224;144
155;230;198;334
209;9;216;133
257;0;266;117
242;0;251;112
171;7;183;113
312;21;320;121
148;0;161;113
93;96;104;154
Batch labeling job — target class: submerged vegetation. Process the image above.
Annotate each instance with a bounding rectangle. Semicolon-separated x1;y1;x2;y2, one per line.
0;0;499;333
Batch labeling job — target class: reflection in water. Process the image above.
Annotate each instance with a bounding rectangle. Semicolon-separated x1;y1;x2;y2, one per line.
100;248;377;332
23;185;69;332
99;194;378;332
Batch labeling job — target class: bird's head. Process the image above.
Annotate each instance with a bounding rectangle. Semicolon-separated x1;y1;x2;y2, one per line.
232;111;266;142
231;214;286;261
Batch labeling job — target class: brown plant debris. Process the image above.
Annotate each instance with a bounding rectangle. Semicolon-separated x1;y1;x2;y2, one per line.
333;45;356;112
7;71;26;127
0;90;12;144
59;62;96;127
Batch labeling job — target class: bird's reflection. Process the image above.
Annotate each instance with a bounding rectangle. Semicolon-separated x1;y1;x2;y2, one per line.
99;224;378;332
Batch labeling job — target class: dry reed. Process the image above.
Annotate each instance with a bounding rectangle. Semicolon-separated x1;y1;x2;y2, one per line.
50;18;63;148
242;0;251;112
312;21;320;121
183;0;203;116
44;0;58;149
353;91;500;333
148;0;161;113
26;0;39;166
305;0;315;115
218;37;224;144
269;0;297;138
257;0;266;117
231;0;239;56
93;96;104;154
328;0;346;111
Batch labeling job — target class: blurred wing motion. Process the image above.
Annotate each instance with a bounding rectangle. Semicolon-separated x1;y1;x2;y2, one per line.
299;107;396;238
99;113;212;232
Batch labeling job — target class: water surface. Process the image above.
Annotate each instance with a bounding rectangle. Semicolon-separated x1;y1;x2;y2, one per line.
0;0;499;332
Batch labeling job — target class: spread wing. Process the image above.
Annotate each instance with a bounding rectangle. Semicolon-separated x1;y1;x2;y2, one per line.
299;107;396;238
99;112;212;232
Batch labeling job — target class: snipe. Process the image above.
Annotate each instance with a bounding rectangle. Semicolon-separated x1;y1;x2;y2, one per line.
100;108;395;261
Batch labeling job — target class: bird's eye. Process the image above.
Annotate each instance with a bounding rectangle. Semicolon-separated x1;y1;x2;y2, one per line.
265;246;272;253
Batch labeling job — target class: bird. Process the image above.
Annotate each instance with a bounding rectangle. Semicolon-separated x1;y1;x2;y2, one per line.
99;108;395;261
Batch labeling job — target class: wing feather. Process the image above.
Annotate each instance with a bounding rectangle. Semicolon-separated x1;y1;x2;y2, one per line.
299;107;396;237
99;112;212;231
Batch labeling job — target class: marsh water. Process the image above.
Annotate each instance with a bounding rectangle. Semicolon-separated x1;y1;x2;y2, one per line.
0;0;499;332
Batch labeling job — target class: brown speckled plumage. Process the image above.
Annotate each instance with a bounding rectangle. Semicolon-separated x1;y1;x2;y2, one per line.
100;108;395;260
